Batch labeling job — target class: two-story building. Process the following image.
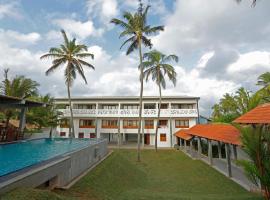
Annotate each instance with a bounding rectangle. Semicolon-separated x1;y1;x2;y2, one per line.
55;96;200;147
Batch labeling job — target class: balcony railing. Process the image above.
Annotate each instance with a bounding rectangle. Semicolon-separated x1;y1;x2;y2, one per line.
58;108;198;118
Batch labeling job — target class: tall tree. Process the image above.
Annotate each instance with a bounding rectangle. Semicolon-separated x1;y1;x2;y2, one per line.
40;30;95;138
142;50;177;151
111;1;164;161
0;69;39;137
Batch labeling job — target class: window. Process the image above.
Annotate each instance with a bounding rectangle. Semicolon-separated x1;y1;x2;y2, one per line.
123;120;138;129
60;132;66;136
159;120;167;126
160;133;166;142
144;120;154;129
79;119;95;128
90;133;96;138
102;120;118;128
171;104;194;109
75;104;95;109
175;120;189;128
144;104;155;109
159;104;168;109
122;104;139;109
60;119;69;128
78;132;84;138
101;105;118;109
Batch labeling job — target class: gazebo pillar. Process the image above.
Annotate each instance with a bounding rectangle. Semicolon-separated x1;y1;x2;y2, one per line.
19;107;26;133
218;141;222;159
225;143;232;177
208;139;213;165
197;137;202;158
179;138;182;148
190;139;193;151
232;144;237;160
184;140;187;152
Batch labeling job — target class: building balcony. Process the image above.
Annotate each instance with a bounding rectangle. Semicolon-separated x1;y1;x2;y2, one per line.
58;108;198;118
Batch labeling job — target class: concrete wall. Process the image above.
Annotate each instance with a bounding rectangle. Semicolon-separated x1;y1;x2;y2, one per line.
0;139;108;195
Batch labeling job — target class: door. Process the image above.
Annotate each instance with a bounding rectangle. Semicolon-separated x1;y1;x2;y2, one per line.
144;134;150;145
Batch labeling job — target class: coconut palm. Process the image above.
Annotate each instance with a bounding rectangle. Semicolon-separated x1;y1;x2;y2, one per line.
142;50;177;151
40;30;95;138
110;2;164;161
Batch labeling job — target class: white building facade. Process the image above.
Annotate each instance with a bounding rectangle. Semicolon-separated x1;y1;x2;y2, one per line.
55;96;200;147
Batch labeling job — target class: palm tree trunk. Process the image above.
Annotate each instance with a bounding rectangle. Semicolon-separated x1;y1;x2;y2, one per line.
137;38;143;162
67;84;75;138
155;76;162;152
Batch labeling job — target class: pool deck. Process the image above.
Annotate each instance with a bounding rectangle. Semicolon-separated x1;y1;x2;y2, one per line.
0;138;108;195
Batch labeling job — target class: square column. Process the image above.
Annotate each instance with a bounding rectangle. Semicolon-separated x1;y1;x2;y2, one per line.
225;143;232;177
208;139;213;165
232;145;237;160
197;137;202;158
184;140;187;152
218;141;222;159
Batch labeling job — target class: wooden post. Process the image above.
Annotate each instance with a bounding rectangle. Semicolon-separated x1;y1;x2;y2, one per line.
233;144;237;160
208;139;213;165
225;143;232;177
198;137;202;158
218;141;222;159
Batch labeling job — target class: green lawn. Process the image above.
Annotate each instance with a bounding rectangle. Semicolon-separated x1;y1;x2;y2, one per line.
2;150;262;200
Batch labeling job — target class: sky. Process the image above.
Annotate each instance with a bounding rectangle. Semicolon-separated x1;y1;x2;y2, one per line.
0;0;270;117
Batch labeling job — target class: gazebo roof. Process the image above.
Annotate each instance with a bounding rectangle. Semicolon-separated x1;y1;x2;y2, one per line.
234;103;270;124
175;124;241;145
0;95;46;108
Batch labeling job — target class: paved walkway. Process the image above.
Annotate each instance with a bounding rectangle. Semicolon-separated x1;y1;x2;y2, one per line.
180;146;259;191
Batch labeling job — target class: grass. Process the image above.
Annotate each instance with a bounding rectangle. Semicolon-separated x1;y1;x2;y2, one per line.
1;149;262;200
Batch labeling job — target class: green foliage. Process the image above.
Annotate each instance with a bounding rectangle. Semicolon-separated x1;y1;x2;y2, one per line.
238;125;270;198
212;72;270;122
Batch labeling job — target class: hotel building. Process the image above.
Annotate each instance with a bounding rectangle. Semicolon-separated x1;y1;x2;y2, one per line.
55;96;200;147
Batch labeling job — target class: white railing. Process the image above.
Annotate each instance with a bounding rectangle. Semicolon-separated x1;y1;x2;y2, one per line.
58;108;198;118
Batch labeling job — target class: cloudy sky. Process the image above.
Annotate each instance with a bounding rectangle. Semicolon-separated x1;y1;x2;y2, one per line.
0;0;270;116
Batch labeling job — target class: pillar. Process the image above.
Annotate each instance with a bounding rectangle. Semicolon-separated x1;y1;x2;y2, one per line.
198;137;202;157
169;117;173;147
117;117;121;146
225;143;232;177
179;138;182;148
233;145;237;160
19;107;26;133
184;140;187;152
190;139;193;151
218;141;222;159
208;139;213;165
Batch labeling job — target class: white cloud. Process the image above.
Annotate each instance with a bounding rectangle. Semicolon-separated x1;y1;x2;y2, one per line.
52;18;104;40
0;2;22;19
0;29;41;46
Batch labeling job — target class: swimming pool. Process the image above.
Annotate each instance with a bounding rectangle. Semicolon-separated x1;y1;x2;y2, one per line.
0;138;98;177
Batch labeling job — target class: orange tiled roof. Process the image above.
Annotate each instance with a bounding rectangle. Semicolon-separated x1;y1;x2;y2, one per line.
174;129;193;140
183;124;241;145
234;103;270;124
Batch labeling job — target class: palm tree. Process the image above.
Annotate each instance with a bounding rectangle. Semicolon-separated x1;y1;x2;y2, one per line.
0;68;39;138
238;125;270;199
40;30;95;138
142;50;177;151
110;1;164;161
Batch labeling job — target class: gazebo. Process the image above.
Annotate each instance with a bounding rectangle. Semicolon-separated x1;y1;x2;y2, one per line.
175;124;241;177
0;94;46;142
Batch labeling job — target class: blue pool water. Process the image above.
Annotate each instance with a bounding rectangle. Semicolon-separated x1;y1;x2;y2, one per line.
0;138;97;177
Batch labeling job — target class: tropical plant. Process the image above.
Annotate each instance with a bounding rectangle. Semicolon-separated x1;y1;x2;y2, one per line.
27;94;61;137
110;1;164;161
0;68;39;134
238;125;270;199
142;50;178;151
212;87;262;123
40;30;95;138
